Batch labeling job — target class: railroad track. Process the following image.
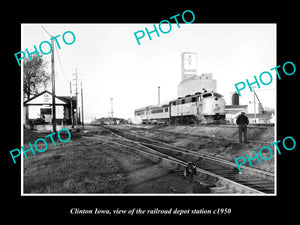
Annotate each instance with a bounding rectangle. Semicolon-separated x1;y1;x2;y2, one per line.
93;125;274;194
122;124;273;145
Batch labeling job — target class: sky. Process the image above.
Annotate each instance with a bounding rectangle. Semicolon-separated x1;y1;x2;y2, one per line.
22;23;276;122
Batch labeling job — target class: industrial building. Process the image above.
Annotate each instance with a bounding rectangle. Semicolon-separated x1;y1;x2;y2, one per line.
177;52;217;97
225;92;274;124
23;90;77;130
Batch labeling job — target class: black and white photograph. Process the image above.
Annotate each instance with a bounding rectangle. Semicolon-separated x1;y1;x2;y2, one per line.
21;23;276;195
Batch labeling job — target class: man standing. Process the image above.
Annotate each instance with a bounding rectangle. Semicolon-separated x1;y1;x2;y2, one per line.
236;112;249;143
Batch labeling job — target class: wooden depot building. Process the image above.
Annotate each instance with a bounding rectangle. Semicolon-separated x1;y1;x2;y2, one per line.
23;90;77;130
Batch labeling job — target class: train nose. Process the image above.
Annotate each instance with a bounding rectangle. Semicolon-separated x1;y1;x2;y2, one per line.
214;103;221;112
214;113;220;120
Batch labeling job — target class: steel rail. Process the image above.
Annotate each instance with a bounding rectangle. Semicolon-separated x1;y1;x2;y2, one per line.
97;126;266;194
112;128;274;177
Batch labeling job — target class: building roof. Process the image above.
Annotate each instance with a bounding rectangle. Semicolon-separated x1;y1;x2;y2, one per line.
246;112;273;119
58;96;77;104
24;90;76;106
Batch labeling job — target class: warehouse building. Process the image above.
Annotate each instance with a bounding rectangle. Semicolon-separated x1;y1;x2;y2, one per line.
23;90;77;130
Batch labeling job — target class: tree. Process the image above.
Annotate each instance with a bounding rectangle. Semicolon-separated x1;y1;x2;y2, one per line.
23;54;50;100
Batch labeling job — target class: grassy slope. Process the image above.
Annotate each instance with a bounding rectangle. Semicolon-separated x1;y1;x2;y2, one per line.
23;130;126;193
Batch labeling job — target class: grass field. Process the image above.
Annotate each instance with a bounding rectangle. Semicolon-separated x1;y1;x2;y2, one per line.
23;133;126;193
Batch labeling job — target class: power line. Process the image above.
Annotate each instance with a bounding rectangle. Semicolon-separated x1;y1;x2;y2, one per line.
41;25;70;84
41;25;52;37
41;25;70;85
54;42;70;83
254;88;275;92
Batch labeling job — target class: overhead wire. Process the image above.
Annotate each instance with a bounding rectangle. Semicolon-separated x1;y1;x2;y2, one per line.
54;42;70;83
41;24;72;96
41;25;52;38
41;25;70;82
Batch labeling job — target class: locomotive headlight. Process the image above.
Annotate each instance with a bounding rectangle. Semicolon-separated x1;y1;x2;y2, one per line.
215;103;220;111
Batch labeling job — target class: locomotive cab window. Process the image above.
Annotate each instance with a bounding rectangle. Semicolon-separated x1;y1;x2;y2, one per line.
186;98;193;103
203;93;212;98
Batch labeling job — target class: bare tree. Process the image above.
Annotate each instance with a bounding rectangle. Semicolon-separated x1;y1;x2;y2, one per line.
23;54;50;100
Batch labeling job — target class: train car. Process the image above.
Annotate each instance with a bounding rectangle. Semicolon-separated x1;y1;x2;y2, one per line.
170;95;199;123
147;104;169;123
169;91;226;123
134;106;148;123
201;92;226;122
134;91;226;124
134;104;169;124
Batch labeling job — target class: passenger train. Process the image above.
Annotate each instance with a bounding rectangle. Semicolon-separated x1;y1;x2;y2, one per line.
134;91;226;124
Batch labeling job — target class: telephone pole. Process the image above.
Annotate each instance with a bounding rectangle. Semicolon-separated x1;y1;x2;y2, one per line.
72;68;78;125
75;68;78;125
51;36;56;132
253;88;256;123
81;82;84;130
158;86;160;105
70;81;74;128
110;97;114;125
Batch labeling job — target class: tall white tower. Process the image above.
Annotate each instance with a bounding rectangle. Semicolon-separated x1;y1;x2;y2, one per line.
181;52;197;81
178;52;217;97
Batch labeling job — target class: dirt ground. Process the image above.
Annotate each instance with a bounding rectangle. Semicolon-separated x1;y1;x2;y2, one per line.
23;127;208;194
158;124;275;172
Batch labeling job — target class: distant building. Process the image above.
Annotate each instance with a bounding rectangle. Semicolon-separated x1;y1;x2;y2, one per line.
225;92;273;124
225;105;248;123
23;90;76;129
92;117;127;125
177;52;217;97
246;113;274;124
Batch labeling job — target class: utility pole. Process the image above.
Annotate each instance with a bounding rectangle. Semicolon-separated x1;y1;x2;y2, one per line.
81;82;84;130
51;36;56;132
253;88;256;123
78;106;81;125
72;68;78;125
254;91;265;113
158;86;160;105
70;81;74;128
110;97;114;125
75;68;78;125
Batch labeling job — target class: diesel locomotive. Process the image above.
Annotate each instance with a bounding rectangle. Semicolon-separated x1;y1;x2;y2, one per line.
134;91;226;124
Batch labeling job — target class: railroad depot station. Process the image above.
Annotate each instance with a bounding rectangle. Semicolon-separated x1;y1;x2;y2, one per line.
23;90;78;131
